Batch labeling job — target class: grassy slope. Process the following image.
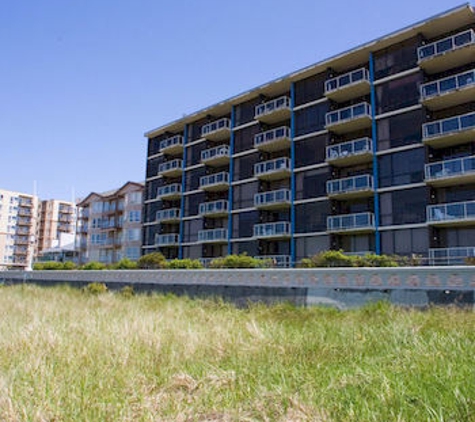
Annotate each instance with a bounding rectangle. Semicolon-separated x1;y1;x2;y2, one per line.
0;284;473;421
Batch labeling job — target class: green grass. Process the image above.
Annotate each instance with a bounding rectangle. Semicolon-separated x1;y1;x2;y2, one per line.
0;284;473;421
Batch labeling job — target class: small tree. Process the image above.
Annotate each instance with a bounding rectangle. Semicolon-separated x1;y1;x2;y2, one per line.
167;258;203;269
137;252;167;269
209;253;265;269
111;258;138;270
81;261;107;270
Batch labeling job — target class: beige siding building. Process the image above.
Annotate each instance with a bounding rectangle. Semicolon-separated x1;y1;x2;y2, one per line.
77;182;144;265
0;189;40;270
37;200;77;255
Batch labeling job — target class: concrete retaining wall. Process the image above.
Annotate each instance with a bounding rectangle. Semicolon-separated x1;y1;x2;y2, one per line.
1;267;474;309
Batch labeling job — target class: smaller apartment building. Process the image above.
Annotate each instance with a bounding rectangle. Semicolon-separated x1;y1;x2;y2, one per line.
0;189;40;269
37;199;76;255
77;182;144;265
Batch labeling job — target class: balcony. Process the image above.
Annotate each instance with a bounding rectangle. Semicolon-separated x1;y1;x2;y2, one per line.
325;68;370;102
254;157;291;181
425;155;475;187
156;208;181;224
253;222;291;239
254;96;291;124
198;228;228;243
17;218;32;226
155;233;179;246
254;189;291;210
326;174;374;199
59;205;74;214
427;200;475;227
19;198;32;207
418;29;475;74
325;102;372;134
157;183;182;200
16;228;30;235
327;212;375;234
254;126;291;152
200;172;230;192
18;208;32;217
201;118;231;141
429;246;475;265
14;237;29;245
326;137;373;167
201;145;230;167
199;200;229;218
159;135;184;155
158;159;183;177
254;255;291;268
420;69;475;110
422;111;475;148
13;248;28;256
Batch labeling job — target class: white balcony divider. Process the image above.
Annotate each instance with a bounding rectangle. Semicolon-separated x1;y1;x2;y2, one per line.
199;172;230;189
327;212;375;232
159;135;183;152
201;118;231;137
253;222;290;238
201;145;230;161
425;155;475;181
422;111;475;140
325;68;370;94
418;29;475;62
254;126;291;148
254;189;291;207
254;96;290;119
429;246;475;265
326;174;373;195
156;208;180;222
199;200;229;216
326;138;372;161
155;233;179;246
420;69;475;100
157;183;181;198
158;159;182;174
427;200;475;223
198;228;228;243
325;102;372;127
254;157;290;177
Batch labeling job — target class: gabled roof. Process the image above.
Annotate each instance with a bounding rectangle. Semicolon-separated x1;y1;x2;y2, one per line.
77;181;144;206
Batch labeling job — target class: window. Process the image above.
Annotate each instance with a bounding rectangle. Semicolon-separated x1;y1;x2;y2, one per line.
378;148;425;188
295;102;329;137
128;210;141;222
126;228;141;241
125;247;141;260
376;73;423;114
377;109;424;150
126;191;142;205
295;201;330;233
295;134;328;167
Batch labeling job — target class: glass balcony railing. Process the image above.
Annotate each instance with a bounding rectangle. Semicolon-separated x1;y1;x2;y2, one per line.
327;212;375;233
198;228;228;243
253;222;290;238
325;102;372;133
201;118;231;140
156;208;180;223
254;255;291;268
201;145;230;164
18;208;32;216
157;183;182;199
418;29;475;63
425;155;475;185
19;198;33;207
420;69;475;105
159;135;184;154
158;159;183;176
254;189;291;209
254;96;291;122
254;157;291;180
422;111;475;147
325;68;370;100
17;218;32;226
199;200;229;217
326;137;373;165
429;246;475;265
254;126;291;151
199;172;230;191
326;174;373;197
155;233;179;246
427;200;475;225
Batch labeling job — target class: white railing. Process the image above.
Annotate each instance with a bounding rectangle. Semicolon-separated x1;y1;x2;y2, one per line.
156;208;180;222
326;137;372;162
327;212;375;232
199;200;229;216
253;222;290;238
420;69;475;100
326;174;373;196
425;155;475;181
429;246;475;265
254;189;291;207
199;172;230;189
422;111;475;140
155;233;179;246
418;29;475;62
254;157;290;177
159;135;183;152
254;126;291;148
201;118;231;137
255;96;291;119
325;68;370;94
427;200;475;223
325;102;372;127
157;183;182;198
198;228;228;243
201;145;230;162
158;159;182;174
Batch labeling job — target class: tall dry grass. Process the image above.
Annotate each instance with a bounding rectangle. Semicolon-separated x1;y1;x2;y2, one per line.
0;284;473;421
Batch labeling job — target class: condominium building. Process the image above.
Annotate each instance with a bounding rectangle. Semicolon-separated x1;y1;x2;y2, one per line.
0;189;40;269
37;200;77;255
142;4;475;266
76;182;144;265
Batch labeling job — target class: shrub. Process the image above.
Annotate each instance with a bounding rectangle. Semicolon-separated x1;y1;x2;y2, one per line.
33;261;65;271
119;285;135;298
111;258;138;270
166;258;203;269
137;252;167;269
356;253;399;267
81;261;107;271
209;253;265;269
62;261;78;270
82;282;108;295
465;256;475;265
298;250;399;268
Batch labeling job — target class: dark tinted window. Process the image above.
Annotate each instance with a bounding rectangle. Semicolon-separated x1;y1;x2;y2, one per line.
378;148;425;187
294;73;326;106
295;102;329;137
295;201;330;233
377;109;424;150
295;134;328;167
376;72;423;114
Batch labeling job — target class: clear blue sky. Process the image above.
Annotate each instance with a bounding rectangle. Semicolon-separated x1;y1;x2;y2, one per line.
1;0;468;201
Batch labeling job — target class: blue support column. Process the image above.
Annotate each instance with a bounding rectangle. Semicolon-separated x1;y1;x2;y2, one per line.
227;106;236;256
369;52;381;255
178;125;188;259
290;83;296;267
